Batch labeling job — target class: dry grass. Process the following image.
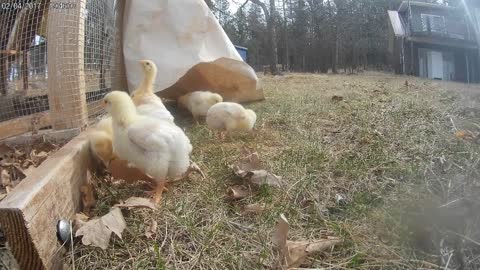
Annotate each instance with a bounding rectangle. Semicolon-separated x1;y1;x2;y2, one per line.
71;72;480;269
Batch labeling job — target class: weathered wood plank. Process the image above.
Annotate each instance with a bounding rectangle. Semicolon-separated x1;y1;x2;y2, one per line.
112;0;128;92
47;0;88;130
1;128;80;146
0;132;90;269
0;111;50;140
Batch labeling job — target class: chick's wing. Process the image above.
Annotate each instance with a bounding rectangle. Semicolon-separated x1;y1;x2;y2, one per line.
127;121;172;153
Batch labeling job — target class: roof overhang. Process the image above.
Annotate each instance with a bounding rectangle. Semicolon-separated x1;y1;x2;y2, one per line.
388;10;405;37
398;1;460;12
407;36;478;50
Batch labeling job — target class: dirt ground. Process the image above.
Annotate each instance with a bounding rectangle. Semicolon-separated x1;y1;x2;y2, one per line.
4;71;478;269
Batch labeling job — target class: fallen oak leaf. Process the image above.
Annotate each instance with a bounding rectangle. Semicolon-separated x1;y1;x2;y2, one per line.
114;197;156;210
13;149;24;159
285;238;342;268
235;151;263;172
75;218;111;250
73;212;90;231
247;170;283;188
455;130;476;140
226;185;250;200
454;130;466;138
331;95;344;102
231;152;284;188
75;207;127;249
272;214;342;269
144;219;158;239
11;164;26;181
1;169;11;187
29;150;48;166
273;213;289;264
101;207;126;239
21;160;32;169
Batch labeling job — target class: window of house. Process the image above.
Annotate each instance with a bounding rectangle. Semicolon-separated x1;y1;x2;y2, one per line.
421;14;447;34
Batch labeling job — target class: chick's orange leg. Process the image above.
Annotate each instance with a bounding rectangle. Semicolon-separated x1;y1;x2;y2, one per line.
145;183;168;195
151;181;168;204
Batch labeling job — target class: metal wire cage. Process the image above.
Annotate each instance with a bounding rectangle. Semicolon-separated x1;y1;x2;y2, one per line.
0;0;121;139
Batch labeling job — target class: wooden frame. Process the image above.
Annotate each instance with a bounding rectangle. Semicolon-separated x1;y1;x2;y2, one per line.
0;111;50;140
0;132;90;270
47;0;88;130
112;0;128;92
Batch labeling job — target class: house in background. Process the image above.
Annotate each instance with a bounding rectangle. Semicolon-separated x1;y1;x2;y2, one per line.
234;45;248;62
388;1;479;83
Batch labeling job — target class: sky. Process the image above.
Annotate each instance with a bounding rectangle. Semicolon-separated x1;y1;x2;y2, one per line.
228;0;241;13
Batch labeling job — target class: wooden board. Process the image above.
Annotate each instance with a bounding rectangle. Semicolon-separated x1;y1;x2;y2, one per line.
47;0;88;130
1;128;80;146
0;111;50;140
112;0;128;92
0;50;17;55
0;132;90;270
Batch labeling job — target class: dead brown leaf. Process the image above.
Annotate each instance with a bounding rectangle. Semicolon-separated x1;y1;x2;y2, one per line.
285;238;342;268
114;197;156;210
30;150;48;166
11;164;26;180
231;152;284;188
454;130;478;141
455;130;467;138
226;185;250;200
241;203;266;215
272;214;342;269
73;213;90;231
144;219;158;239
75;207;126;250
21;160;32;169
248;170;283;188
1;169;11;187
273;214;289;255
13;149;24;159
331;95;344;102
101;207;126;239
75;218;112;250
235;152;262;171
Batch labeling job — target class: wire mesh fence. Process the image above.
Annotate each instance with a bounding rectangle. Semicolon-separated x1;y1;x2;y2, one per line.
0;0;120;138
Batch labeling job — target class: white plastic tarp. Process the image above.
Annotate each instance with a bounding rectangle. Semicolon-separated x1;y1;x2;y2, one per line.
123;0;264;102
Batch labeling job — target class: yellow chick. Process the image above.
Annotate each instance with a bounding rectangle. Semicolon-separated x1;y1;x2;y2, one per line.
178;91;223;123
104;91;193;204
87;116;116;167
206;102;257;138
131;60;174;123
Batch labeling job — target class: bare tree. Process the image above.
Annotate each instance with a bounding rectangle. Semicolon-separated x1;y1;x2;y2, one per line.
250;0;279;74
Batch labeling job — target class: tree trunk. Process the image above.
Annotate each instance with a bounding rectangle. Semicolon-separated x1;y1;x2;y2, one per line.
251;0;278;75
332;26;339;74
282;0;289;72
